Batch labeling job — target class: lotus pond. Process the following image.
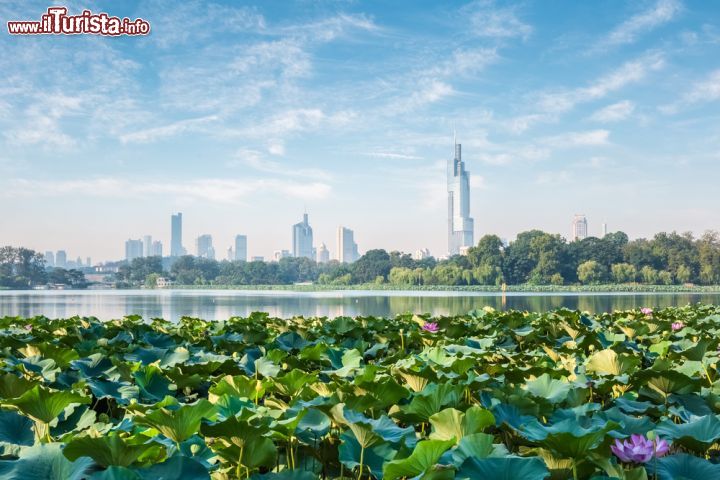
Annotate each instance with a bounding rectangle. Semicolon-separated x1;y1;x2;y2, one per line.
1;306;720;479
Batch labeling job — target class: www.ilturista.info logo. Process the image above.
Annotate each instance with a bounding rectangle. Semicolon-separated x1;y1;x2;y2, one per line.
7;7;150;36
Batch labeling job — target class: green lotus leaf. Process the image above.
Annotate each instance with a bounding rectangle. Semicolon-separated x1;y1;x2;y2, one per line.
326;349;362;377
0;409;34;456
586;349;639;377
212;435;277;469
394;383;463;423
523;373;571;404
133;365;175;403
648;453;720;480
334;406;415;448
89;466;142;480
0;443;92;480
0;373;36;400
383;439;455;480
63;431;166;468
275;331;309;352
656;415;720;453
450;432;508;466
455;456;550;480
251;471;318;480
87;379;140;404
51;404;97;437
134;454;209;480
12;355;60;382
273;369;318;398
254;357;281;378
636;370;701;403
71;354;117;379
429;406;495;444
295;408;331;444
5;385;90;424
208;375;262;402
136;399;217;444
338;430;397;479
521;418;618;459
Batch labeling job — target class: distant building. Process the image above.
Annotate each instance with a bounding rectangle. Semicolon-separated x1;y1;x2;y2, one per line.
602;223;608;238
448;133;474;255
316;243;330;263
414;248;431;260
234;235;247;262
55;250;67;268
572;214;588;241
156;277;172;288
44;251;55;267
250;256;264;262
170;213;183;257
143;235;152;257
195;234;215;259
274;250;291;262
125;239;143;261
151;241;163;257
292;213;314;259
86;257;92;267
227;247;234;261
336;227;359;263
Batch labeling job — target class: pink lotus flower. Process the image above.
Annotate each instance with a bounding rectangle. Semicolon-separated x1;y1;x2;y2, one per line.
611;434;670;463
24;325;32;331
641;307;653;315
421;322;439;333
671;321;684;331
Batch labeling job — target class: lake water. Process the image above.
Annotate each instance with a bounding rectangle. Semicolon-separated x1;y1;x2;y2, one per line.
0;289;719;321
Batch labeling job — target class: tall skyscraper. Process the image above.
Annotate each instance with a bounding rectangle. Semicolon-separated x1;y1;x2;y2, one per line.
170;213;183;257
336;227;359;263
55;250;67;268
316;243;330;263
572;214;588;241
86;257;92;267
195;234;215;259
292;213;314;259
447;133;474;256
143;235;152;257
125;239;143;261
274;250;291;261
151;241;163;257
602;223;608;238
234;235;248;262
414;248;431;260
44;251;55;267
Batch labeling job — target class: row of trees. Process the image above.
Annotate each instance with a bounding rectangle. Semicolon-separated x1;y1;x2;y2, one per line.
0;246;88;288
115;230;720;287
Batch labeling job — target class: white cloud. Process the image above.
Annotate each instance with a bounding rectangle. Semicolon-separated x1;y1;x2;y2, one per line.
364;152;424;160
601;0;682;48
536;171;572;185
230;148;331;180
3;177;331;203
537;53;664;113
660;69;720;113
120;115;219;143
465;1;532;39
543;130;611;148
589;100;636;122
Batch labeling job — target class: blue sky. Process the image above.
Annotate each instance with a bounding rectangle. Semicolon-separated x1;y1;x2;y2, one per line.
1;0;719;262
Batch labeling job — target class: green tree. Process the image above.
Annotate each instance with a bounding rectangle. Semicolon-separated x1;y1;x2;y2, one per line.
351;250;392;284
610;263;637;283
639;265;659;284
577;260;606;285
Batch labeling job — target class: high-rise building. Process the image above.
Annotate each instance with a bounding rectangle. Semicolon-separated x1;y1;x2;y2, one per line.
143;235;152;257
336;227;359;263
234;235;247;262
86;257;92;267
316;243;330;263
250;256;264;262
292;213;314;259
170;213;183;257
227;247;234;261
55;250;67;268
274;250;291;262
195;234;215;259
448;133;474;256
151;241;163;257
414;248;431;260
44;251;55;267
572;214;588;241
602;223;608;238
125;239;143;261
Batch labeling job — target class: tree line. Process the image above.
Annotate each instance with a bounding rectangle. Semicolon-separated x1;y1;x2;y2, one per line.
0;246;88;289
115;229;720;287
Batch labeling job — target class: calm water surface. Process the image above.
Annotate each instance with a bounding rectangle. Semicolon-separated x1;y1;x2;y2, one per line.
1;289;719;321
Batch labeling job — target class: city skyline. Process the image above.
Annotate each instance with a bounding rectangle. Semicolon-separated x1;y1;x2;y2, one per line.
2;1;719;261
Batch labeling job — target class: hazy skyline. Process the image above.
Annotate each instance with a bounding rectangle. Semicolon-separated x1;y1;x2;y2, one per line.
1;0;719;262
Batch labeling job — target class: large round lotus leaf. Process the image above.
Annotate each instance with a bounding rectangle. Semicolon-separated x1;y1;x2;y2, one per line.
429;406;494;443
0;409;34;455
338;430;397;479
134;454;209;480
383;439;455;480
251;471;319;480
648;453;720;480
455;456;550;480
5;385;90;424
585;349;639;376
523;373;571;404
63;432;166;468
136;399;217;444
0;443;93;480
89;466;142;480
655;415;720;453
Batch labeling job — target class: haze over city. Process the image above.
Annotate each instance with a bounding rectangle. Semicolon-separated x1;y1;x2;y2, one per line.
2;0;720;263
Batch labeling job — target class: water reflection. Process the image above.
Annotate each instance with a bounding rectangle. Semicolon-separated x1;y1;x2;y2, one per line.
0;290;718;321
